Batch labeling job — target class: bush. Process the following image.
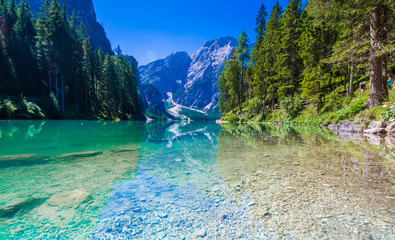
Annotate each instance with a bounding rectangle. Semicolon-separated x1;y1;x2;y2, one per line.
280;96;303;118
242;98;264;115
222;115;240;122
45;93;62;119
382;104;395;121
265;108;286;122
2;99;17;117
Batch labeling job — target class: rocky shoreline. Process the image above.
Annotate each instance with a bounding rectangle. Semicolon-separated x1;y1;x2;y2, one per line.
325;120;395;135
322;120;395;145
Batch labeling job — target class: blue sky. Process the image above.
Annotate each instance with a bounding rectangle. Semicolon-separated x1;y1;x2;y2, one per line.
92;0;293;66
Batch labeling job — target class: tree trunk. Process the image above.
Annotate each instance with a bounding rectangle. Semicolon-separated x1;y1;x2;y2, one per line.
61;74;64;112
85;81;88;112
349;62;355;98
382;54;388;95
55;71;59;102
344;74;347;91
368;3;384;108
49;70;52;94
328;72;332;90
317;82;321;115
271;98;274;112
75;91;79;113
261;99;266;114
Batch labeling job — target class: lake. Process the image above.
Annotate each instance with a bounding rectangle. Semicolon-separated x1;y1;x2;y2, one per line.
0;121;393;239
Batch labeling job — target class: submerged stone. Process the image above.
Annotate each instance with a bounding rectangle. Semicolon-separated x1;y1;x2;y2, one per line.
0;197;48;219
54;151;103;160
0;154;49;168
110;148;138;153
47;190;92;208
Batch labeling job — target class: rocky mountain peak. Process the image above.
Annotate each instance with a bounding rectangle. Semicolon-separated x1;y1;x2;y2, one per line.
185;37;237;90
138;37;238;120
138;51;191;98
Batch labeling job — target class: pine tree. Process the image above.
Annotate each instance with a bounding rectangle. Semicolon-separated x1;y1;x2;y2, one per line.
308;0;395;108
0;30;16;95
251;3;268;104
8;1;39;96
262;1;283;111
235;31;250;112
277;0;303;99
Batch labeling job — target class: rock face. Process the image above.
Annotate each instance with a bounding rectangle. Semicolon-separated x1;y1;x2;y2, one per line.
175;37;238;111
140;84;173;120
19;0;112;54
139;52;191;98
138;37;237;117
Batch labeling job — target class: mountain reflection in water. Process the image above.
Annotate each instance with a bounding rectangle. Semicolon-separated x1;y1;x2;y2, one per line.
0;121;393;239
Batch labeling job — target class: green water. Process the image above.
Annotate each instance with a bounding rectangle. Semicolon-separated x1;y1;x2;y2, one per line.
0;121;393;239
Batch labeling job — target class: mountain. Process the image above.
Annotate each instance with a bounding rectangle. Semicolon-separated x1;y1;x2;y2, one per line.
138;37;237;120
139;52;191;98
175;37;237;112
18;0;112;54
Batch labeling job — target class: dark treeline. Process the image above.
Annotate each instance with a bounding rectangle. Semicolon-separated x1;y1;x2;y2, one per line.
219;0;395;120
0;0;141;120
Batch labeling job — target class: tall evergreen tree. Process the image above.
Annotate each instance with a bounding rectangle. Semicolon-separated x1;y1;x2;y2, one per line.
277;0;303;99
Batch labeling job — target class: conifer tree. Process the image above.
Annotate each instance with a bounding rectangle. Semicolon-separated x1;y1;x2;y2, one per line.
277;0;303;99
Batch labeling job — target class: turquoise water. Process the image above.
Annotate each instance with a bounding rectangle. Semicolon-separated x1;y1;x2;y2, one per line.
0;121;393;239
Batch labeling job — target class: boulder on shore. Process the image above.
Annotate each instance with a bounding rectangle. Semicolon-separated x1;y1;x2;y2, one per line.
363;128;387;135
367;121;386;129
329;121;363;133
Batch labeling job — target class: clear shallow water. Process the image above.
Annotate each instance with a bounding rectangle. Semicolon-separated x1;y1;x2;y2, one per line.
0;121;393;239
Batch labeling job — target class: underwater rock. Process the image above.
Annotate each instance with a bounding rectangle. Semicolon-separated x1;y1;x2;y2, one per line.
0;154;49;168
47;190;92;208
110;148;138;153
54;151;103;160
193;228;207;238
0;197;48;219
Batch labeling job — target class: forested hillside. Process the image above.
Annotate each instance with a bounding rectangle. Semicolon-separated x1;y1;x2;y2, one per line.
219;0;395;123
0;0;142;120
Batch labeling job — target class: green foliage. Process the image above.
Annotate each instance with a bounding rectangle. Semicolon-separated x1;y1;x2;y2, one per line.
16;98;45;119
242;97;264;115
0;97;44;119
265;109;287;123
280;96;303;118
381;104;395;121
323;97;367;123
219;31;251;114
363;106;386;120
1;99;17;117
221;115;240;123
0;0;142;120
218;0;394;124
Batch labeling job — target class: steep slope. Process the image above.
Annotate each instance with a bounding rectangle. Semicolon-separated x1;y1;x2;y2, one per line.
139;52;191;98
175;37;237;112
19;0;112;54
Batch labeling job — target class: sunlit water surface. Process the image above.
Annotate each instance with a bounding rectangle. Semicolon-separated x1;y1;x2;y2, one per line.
0;121;393;239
